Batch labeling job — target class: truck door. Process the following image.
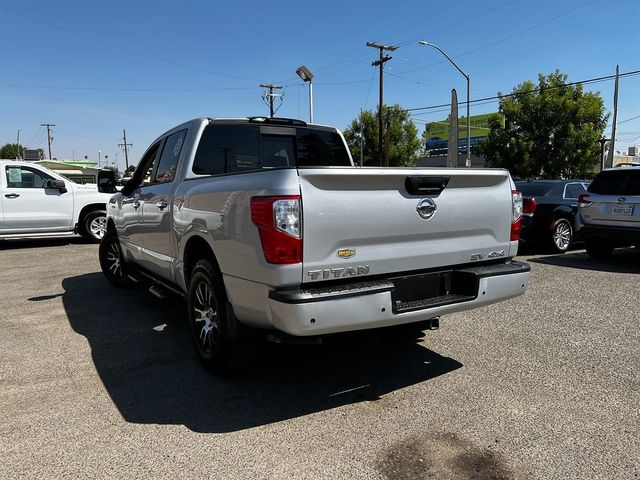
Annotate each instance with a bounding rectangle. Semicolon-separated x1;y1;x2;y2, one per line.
118;141;162;261
1;164;74;231
138;128;187;279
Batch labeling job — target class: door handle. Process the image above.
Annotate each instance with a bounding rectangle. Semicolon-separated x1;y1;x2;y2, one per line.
4;193;20;199
157;200;168;210
132;200;141;209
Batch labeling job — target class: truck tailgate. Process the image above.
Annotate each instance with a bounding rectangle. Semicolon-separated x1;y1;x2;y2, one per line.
298;168;514;283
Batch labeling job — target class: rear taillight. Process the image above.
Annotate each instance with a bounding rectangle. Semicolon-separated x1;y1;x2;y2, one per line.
578;193;592;208
251;196;302;264
511;190;523;241
523;197;537;216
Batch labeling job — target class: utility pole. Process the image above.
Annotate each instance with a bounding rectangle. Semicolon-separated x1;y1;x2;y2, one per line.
118;129;132;170
16;129;21;159
606;65;620;169
260;83;284;117
41;123;55;160
598;137;610;171
367;42;398;166
359;108;364;166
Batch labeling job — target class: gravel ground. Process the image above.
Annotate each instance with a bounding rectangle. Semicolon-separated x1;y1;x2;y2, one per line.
0;238;638;479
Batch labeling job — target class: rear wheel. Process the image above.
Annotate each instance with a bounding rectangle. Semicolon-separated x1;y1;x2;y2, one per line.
550;218;573;253
81;210;107;242
187;259;254;374
99;229;132;287
585;240;613;260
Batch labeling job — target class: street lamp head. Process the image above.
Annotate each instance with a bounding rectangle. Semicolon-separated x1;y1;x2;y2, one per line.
296;65;314;83
418;40;430;46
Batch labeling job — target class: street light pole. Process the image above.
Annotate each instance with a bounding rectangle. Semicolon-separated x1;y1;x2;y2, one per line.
295;66;314;124
418;41;471;167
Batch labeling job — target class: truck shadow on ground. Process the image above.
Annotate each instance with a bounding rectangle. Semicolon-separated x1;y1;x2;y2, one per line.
0;237;89;250
62;273;463;433
527;247;640;274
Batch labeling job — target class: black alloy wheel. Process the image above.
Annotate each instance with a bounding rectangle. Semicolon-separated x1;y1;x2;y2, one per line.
187;259;254;374
99;230;131;287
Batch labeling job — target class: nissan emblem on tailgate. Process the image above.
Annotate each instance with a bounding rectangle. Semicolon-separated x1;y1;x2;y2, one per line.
416;198;437;220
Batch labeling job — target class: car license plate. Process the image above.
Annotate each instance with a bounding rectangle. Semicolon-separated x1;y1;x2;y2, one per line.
612;205;633;216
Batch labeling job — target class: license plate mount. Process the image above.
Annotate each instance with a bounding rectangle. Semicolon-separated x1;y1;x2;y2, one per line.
612;205;633;216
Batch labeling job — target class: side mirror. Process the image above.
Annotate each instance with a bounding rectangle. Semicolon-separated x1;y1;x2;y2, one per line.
47;179;67;193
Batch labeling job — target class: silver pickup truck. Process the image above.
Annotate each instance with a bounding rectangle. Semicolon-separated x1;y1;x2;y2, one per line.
100;117;530;373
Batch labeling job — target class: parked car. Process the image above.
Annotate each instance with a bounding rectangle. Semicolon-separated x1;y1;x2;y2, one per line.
99;116;530;374
0;161;114;242
515;179;590;253
577;166;640;259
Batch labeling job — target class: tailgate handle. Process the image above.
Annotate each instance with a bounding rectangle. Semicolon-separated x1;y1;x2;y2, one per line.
405;176;450;196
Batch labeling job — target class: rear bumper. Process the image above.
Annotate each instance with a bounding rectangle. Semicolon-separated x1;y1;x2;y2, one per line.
267;261;530;336
579;224;640;244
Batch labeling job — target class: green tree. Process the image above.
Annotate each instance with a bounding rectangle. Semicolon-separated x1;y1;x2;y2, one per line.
343;104;423;167
476;70;608;178
0;144;45;160
0;143;23;159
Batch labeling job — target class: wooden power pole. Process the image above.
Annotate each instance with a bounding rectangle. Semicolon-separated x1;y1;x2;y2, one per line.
260;84;284;117
40;123;55;160
367;42;398;166
118;129;133;170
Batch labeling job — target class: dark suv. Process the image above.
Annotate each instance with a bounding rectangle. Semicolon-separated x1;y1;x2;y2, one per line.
515;180;589;252
577;167;640;259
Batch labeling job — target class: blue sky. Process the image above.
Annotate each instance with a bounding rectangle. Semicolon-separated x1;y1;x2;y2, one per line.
1;0;639;170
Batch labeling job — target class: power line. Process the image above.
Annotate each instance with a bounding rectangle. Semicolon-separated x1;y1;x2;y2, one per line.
1;7;259;83
3;84;260;92
282;0;469;84
617;114;640;125
304;0;522;83
389;0;595;79
406;69;640;112
395;0;523;48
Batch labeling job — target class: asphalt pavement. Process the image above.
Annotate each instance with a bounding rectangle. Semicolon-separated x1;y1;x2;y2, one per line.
0;238;638;479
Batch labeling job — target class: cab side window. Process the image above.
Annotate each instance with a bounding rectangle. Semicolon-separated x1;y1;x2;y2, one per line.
5;166;53;188
193;125;261;175
154;129;187;183
134;142;161;188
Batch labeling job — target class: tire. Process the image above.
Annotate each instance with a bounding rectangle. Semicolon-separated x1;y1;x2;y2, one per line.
585;240;614;260
99;229;132;288
81;210;107;243
550;218;573;253
187;259;254;375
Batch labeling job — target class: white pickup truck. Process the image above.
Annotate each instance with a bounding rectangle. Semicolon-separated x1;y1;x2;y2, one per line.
99;117;530;373
0;160;113;242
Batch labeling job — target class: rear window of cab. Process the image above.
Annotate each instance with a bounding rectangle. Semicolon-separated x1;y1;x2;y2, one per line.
192;124;351;175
